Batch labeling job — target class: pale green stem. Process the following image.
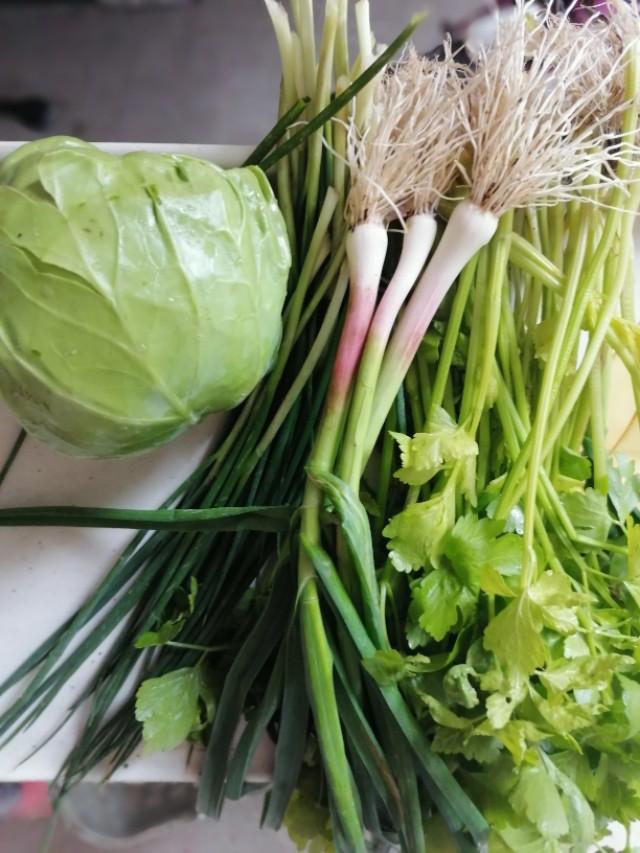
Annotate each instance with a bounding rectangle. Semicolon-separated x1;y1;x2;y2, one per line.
459;247;490;424
331;84;350;247
265;0;297;110
303;0;339;245
569;388;593;453
335;0;350;80
292;0;317;99
520;203;590;588
496;63;640;519
298;393;365;851
589;350;609;495
469;212;513;437
354;0;375;128
431;254;479;410
538;206;550;258
500;204;638;519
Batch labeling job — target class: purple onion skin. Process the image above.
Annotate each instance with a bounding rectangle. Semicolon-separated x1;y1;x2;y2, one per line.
556;0;611;21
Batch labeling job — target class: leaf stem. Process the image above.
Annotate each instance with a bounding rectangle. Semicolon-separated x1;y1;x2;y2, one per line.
520;202;590;588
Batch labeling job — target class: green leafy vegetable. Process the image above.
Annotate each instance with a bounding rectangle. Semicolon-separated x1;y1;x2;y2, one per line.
443;664;480;710
561;488;612;542
383;488;455;572
283;769;335;853
484;591;547;676
607;455;640;523
442;514;523;592
362;650;431;686
410;569;477;642
135;667;203;753
559;447;592;483
509;763;569;840
0;136;291;457
390;407;478;487
134;576;199;648
134;618;184;650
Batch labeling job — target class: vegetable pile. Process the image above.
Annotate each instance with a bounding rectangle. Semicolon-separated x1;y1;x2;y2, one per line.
1;1;640;851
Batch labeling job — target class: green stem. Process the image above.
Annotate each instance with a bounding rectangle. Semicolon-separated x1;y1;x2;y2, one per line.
469;212;513;436
303;0;339;247
405;364;423;436
166;641;227;653
416;347;432;424
589;350;608;495
550;203;566;272
509;233;563;289
519;203;590;587
375;407;397;538
431;255;479;409
538;206;550;258
331;88;350;246
335;0;350;80
304;538;489;848
298;507;365;852
500;280;529;424
477;411;491;493
294;0;317;99
569;387;593;452
459;246;489;424
277;152;298;271
297;317;365;851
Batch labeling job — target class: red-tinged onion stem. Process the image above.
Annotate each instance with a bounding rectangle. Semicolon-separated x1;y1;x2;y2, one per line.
338;213;437;487
364;200;499;458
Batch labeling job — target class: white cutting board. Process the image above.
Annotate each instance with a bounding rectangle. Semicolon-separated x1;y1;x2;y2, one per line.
0;141;277;785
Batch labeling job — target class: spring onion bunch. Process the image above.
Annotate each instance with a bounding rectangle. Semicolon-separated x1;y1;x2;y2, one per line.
2;1;640;851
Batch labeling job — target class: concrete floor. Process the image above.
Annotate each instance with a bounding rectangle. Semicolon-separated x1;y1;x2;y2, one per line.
0;0;483;850
0;795;295;853
0;0;482;144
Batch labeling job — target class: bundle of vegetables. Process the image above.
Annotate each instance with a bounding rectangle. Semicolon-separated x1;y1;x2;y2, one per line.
1;1;640;851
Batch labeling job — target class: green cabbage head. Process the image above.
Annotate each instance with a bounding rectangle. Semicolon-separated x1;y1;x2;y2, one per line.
0;137;290;457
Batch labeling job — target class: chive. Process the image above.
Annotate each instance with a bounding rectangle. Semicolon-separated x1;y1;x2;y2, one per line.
261;623;309;830
0;504;292;532
243;97;311;167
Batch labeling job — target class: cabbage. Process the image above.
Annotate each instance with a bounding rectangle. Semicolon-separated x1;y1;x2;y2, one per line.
0;137;290;457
